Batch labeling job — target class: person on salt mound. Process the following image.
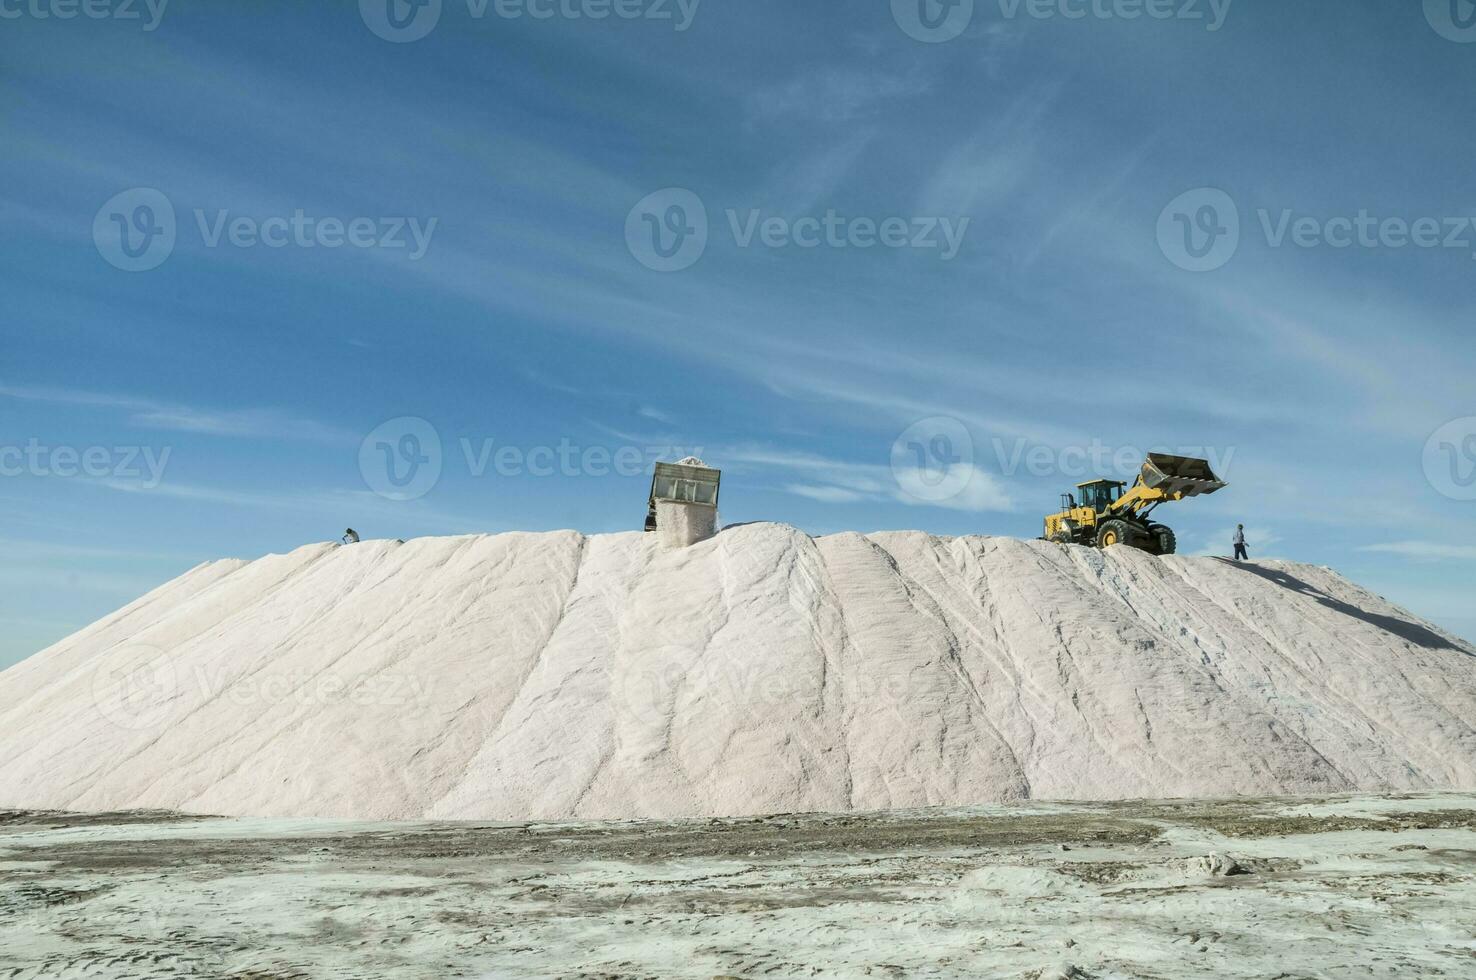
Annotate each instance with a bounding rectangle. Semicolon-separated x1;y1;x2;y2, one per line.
342;528;360;545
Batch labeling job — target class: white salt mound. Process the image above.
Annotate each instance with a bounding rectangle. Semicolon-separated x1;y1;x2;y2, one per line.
655;498;717;549
1;524;1473;820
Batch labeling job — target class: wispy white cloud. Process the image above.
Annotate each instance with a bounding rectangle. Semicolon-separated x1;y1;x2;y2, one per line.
0;565;163;596
0;384;355;445
750;129;878;216
520;367;586;397
0;538;199;564
724;445;1013;514
913;80;1064;218
910;464;1014;514
1358;541;1476;562
1015;129;1163;274
746;67;933;124
785;484;869;504
636;405;677;425
0;385;154;413
94;480;489;536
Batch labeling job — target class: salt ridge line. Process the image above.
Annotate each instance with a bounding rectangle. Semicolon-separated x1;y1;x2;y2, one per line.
0;524;1472;820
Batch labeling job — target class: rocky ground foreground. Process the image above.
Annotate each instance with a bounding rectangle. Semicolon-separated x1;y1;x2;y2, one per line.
3;794;1475;978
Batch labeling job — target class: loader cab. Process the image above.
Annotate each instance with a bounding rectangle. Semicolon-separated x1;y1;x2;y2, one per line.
1076;479;1126;514
645;459;721;532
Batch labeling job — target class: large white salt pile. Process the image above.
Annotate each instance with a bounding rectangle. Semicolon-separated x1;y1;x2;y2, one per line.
655;499;716;549
1;524;1473;820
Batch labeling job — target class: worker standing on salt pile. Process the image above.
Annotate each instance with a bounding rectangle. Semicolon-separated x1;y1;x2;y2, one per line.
1233;525;1248;561
342;528;360;545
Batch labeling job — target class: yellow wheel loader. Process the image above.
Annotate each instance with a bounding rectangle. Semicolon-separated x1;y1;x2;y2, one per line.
1041;453;1226;555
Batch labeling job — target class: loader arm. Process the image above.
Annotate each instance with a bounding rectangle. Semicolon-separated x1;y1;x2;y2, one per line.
1107;481;1178;519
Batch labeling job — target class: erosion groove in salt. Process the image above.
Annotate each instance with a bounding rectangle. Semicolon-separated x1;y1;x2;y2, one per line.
1;524;1472;820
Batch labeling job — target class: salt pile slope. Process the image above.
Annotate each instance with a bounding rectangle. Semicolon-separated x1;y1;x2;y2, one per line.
1;524;1474;820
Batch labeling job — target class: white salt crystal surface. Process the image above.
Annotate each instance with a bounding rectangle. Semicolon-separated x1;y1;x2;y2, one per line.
1;523;1472;819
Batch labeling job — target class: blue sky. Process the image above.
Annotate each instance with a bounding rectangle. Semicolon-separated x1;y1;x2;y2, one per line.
2;0;1474;669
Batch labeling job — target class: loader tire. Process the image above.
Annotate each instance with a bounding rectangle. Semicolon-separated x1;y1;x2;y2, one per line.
1148;523;1177;556
1050;531;1073;545
1096;520;1133;549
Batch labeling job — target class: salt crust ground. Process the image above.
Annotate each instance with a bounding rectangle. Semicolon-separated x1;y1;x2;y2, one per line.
0;525;1473;820
1;794;1474;978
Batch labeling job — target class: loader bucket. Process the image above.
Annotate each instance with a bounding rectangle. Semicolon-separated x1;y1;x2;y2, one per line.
1140;453;1227;498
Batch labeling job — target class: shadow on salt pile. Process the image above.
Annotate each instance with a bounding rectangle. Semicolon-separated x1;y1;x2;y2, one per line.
1214;559;1463;653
